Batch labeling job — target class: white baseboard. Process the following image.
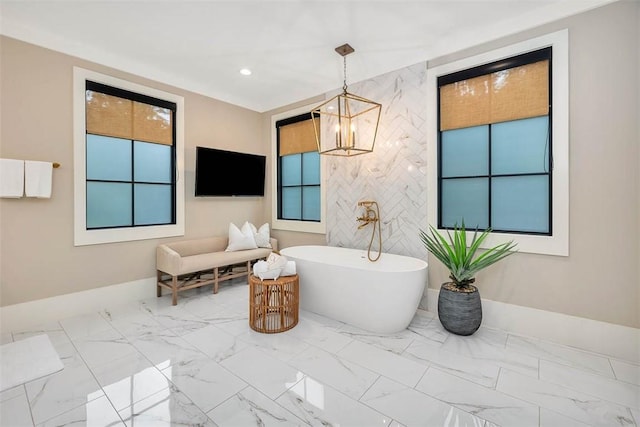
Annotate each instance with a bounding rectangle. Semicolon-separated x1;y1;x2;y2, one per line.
426;288;639;363
0;277;156;333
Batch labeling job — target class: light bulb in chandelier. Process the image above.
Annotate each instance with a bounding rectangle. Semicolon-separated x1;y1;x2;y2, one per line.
334;123;357;149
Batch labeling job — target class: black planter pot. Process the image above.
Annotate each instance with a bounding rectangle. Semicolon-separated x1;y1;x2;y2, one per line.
437;282;482;336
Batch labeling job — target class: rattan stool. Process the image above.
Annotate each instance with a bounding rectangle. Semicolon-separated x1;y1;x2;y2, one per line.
249;274;299;333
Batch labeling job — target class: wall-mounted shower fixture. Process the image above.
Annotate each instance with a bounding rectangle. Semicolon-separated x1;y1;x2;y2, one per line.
357;200;378;228
357;200;382;262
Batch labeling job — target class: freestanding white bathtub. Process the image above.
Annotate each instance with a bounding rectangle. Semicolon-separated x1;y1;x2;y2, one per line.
280;245;428;334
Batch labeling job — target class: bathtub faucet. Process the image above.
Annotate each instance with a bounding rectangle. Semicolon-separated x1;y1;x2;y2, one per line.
357;200;378;229
357;200;382;261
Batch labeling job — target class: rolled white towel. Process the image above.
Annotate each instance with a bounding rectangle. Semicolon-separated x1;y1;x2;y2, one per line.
280;261;296;277
252;260;268;276
253;258;284;280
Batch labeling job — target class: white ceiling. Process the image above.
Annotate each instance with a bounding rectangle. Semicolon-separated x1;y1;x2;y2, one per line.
0;0;615;112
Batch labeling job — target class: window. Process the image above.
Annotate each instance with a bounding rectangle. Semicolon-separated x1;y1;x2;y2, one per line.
427;30;569;256
270;104;325;234
74;68;185;246
85;81;176;229
276;114;321;222
438;48;551;235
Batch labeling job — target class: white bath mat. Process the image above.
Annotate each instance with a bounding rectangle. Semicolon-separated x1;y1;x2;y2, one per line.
0;334;64;392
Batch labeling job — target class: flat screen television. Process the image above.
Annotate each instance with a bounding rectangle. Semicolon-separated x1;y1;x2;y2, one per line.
195;146;266;197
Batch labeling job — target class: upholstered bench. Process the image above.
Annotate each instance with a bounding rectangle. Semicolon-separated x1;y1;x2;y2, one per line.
156;236;278;305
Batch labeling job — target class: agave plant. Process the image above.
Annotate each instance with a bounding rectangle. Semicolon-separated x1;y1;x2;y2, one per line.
419;222;517;290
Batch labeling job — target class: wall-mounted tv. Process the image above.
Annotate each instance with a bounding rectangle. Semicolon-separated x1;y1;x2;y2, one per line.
195;146;266;197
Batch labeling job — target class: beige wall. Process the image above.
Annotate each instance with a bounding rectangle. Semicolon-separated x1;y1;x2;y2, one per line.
265;1;640;328
270;230;327;251
0;36;268;306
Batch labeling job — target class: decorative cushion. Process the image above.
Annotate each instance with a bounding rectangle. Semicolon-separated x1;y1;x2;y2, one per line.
225;222;258;251
249;222;272;248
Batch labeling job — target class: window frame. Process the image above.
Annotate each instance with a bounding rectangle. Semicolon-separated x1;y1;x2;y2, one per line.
427;30;569;256
85;80;177;229
271;103;326;234
73;67;185;246
437;47;552;235
276;113;321;222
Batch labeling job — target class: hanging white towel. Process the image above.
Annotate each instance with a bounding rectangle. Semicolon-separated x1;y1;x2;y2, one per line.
0;158;24;198
25;160;53;198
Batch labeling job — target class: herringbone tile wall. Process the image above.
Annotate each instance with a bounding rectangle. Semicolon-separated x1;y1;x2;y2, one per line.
325;62;430;281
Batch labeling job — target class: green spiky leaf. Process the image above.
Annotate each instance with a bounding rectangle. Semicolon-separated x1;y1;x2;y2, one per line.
419;221;517;288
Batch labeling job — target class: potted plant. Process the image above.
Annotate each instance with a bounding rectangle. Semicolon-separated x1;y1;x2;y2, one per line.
419;222;517;336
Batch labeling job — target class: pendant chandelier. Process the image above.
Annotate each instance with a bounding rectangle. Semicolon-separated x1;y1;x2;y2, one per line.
311;43;381;157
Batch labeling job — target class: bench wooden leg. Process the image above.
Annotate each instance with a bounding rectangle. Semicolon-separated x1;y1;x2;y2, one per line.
156;271;162;297
213;267;219;294
171;275;178;306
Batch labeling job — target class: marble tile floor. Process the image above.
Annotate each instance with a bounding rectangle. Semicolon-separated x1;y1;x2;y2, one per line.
1;279;638;427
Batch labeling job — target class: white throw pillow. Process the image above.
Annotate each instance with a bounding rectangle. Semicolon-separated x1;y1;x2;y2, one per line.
249;222;272;248
225;222;258;251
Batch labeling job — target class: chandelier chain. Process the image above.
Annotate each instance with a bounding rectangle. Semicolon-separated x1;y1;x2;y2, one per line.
343;56;348;92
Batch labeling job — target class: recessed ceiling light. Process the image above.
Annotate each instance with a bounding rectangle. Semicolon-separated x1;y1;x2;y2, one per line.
239;68;252;76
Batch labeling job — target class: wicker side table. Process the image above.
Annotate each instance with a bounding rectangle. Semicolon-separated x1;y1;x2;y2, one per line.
249;274;299;333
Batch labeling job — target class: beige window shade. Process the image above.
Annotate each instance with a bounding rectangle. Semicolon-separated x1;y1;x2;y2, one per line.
132;102;173;145
86;90;173;145
279;119;318;156
86;91;133;140
440;60;549;131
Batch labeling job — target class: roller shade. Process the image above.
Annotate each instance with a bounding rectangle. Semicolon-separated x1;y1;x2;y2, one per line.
86;90;173;145
279;119;318;156
440;59;549;131
132;102;173;145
